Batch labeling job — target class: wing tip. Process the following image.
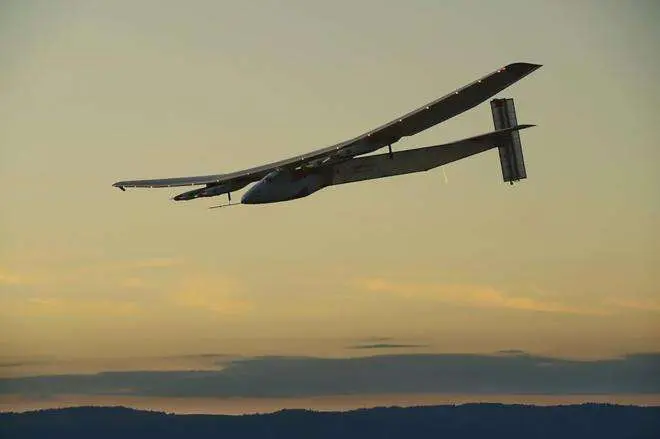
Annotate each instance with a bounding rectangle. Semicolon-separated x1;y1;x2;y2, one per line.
505;62;543;72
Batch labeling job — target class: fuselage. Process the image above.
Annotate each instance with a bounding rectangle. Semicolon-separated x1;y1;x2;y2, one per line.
241;138;382;204
241;167;333;204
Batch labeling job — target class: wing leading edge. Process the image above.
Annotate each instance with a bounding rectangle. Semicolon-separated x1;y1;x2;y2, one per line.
113;62;541;191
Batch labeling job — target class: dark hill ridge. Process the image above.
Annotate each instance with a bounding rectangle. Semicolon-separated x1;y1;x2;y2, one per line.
1;404;659;439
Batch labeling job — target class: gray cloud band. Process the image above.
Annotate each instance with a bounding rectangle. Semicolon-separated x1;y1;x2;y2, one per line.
1;352;658;398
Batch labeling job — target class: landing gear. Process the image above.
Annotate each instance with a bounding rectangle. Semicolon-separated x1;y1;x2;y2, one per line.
388;144;393;159
228;192;232;202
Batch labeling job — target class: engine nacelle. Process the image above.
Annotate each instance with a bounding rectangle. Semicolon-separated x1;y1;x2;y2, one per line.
241;168;331;204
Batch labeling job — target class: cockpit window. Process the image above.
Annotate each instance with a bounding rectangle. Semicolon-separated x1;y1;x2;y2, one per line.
264;171;280;182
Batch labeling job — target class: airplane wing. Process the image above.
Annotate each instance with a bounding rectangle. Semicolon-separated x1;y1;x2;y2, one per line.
113;62;541;190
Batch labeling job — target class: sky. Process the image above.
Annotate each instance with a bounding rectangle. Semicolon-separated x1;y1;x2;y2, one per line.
0;0;659;411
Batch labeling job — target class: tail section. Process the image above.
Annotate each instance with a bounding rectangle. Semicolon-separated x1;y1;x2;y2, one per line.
491;98;527;184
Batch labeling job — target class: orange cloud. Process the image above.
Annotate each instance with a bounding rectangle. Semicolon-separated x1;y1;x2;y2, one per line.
131;258;183;269
0;257;181;289
170;277;252;315
120;277;150;289
358;278;610;315
0;269;27;285
10;297;141;317
172;291;252;315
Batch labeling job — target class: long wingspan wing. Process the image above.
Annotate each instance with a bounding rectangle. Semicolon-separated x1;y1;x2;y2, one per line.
342;62;541;146
113;62;541;190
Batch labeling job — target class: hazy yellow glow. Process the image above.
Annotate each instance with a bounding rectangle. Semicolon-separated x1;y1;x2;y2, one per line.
1;0;658;376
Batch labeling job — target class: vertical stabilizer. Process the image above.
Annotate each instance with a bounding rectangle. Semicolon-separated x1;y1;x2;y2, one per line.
491;98;527;184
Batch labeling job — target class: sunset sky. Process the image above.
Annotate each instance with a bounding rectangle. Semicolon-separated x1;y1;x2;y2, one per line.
1;0;658;411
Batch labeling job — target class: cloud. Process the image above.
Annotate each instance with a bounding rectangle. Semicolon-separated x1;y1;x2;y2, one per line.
0;257;182;292
0;360;48;368
348;344;429;350
170;277;251;315
358;278;610;315
119;277;150;289
0;355;238;379
0;264;251;322
131;258;183;269
14;297;141;317
496;350;529;356
172;291;251;314
606;298;660;312
1;353;658;398
162;353;233;360
0;270;26;286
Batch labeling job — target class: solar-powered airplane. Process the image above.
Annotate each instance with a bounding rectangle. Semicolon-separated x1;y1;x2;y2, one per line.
113;62;541;207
